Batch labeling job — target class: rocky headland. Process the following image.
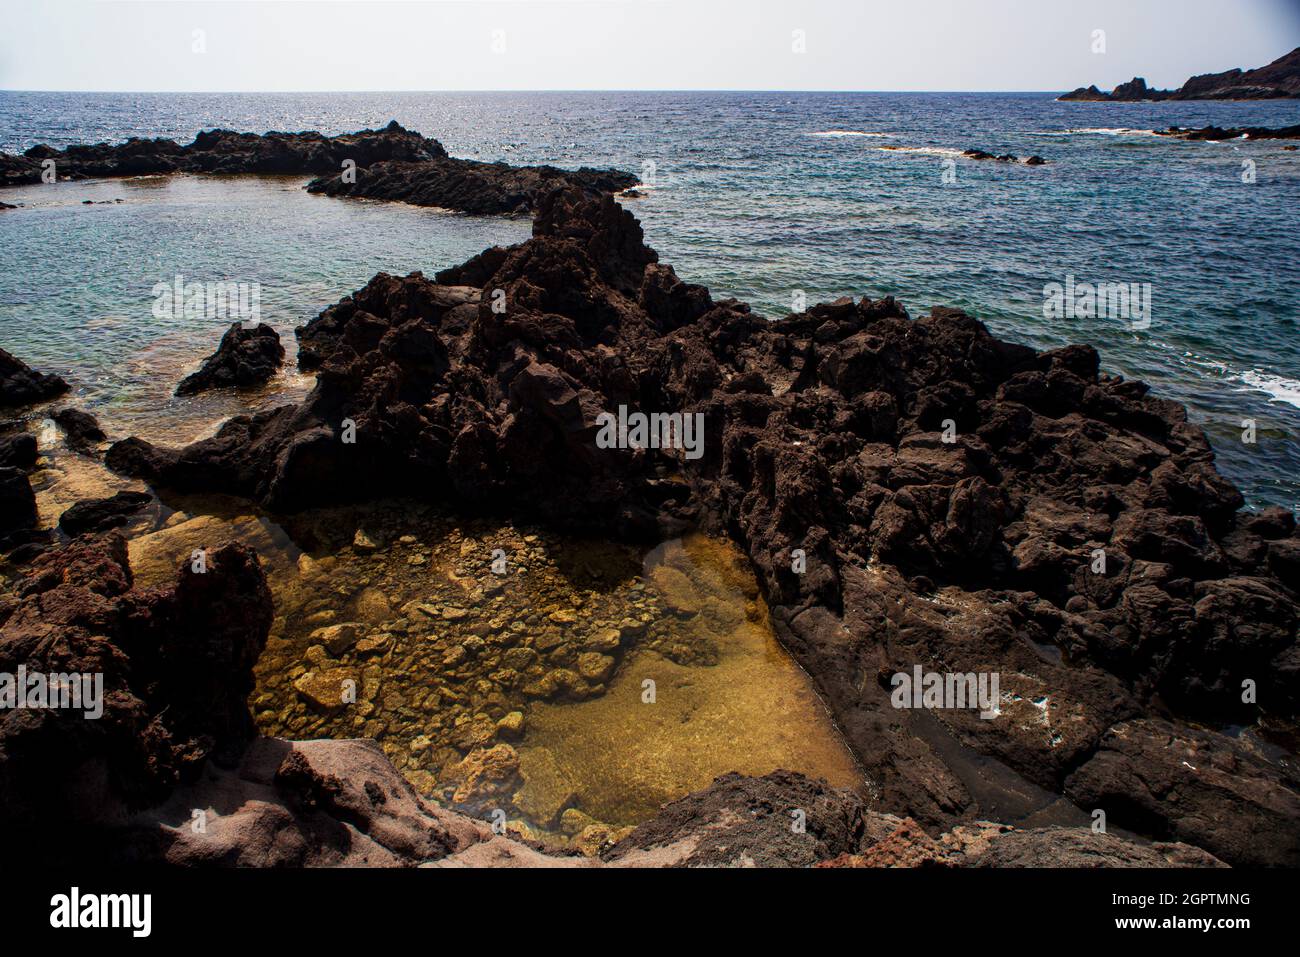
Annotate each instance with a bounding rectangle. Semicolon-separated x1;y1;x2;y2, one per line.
0;121;637;216
80;184;1300;867
1060;46;1300;101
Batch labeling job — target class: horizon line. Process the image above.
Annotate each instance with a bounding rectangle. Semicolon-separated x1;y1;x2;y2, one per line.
1;87;1087;95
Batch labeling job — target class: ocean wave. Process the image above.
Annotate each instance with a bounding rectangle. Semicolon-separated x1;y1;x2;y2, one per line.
807;130;893;138
1033;128;1157;137
1232;370;1300;409
876;145;965;157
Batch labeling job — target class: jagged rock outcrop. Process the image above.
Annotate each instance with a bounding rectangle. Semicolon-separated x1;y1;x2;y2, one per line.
0;533;273;852
0;121;637;216
1060;46;1300;100
306;157;639;216
0;347;68;407
1064;718;1300;867
102;186;1300;865
175;322;285;395
0;121;443;187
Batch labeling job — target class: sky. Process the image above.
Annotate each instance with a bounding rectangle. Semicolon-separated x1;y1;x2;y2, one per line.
1;0;1298;92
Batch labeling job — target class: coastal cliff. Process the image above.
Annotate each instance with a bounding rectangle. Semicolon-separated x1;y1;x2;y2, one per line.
1060;46;1300;100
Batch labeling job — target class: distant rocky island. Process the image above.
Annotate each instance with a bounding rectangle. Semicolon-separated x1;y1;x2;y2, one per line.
1060;46;1300;101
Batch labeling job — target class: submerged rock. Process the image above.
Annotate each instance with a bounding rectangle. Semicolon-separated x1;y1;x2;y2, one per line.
0;532;1232;868
52;407;107;454
58;489;152;536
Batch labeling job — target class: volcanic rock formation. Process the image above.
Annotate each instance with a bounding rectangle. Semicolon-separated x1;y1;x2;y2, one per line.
0;533;273;850
101;185;1300;865
176;322;286;396
0;121;637;216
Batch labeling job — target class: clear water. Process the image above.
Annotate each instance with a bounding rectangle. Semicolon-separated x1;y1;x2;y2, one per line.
2;90;1299;508
104;495;865;845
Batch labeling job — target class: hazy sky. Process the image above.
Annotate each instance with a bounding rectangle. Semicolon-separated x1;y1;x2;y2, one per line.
2;0;1298;92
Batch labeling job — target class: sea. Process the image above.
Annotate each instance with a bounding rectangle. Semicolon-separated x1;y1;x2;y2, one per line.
2;90;1298;508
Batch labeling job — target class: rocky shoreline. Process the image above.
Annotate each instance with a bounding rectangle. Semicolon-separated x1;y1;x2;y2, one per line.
0;121;637;216
1;139;1298;866
1060;46;1300;101
88;185;1300;866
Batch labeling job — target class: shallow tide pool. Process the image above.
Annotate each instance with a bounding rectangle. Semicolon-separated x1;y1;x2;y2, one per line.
55;490;865;851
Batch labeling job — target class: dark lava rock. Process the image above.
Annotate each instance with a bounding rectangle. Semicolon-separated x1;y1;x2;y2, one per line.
0;533;273;856
0;431;37;469
58;490;153;536
176;322;285;395
52;407;106;453
1155;124;1300;141
306;156;639;216
0;121;441;187
0;348;69;407
963;150;1047;165
967;827;1225;868
102;185;1300;862
1;121;636;216
1065;718;1300;867
0;466;38;542
605;770;868;867
1059;84;1111;102
606;770;1221;868
1060;46;1300;101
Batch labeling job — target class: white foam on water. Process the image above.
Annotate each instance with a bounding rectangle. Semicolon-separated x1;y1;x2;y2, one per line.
876;145;965;157
1232;370;1300;410
1034;127;1157;136
808;130;893;138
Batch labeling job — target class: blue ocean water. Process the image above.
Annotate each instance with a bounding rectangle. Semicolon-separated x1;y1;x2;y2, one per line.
1;90;1298;508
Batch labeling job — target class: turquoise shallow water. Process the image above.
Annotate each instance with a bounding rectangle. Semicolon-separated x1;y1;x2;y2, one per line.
1;90;1298;508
